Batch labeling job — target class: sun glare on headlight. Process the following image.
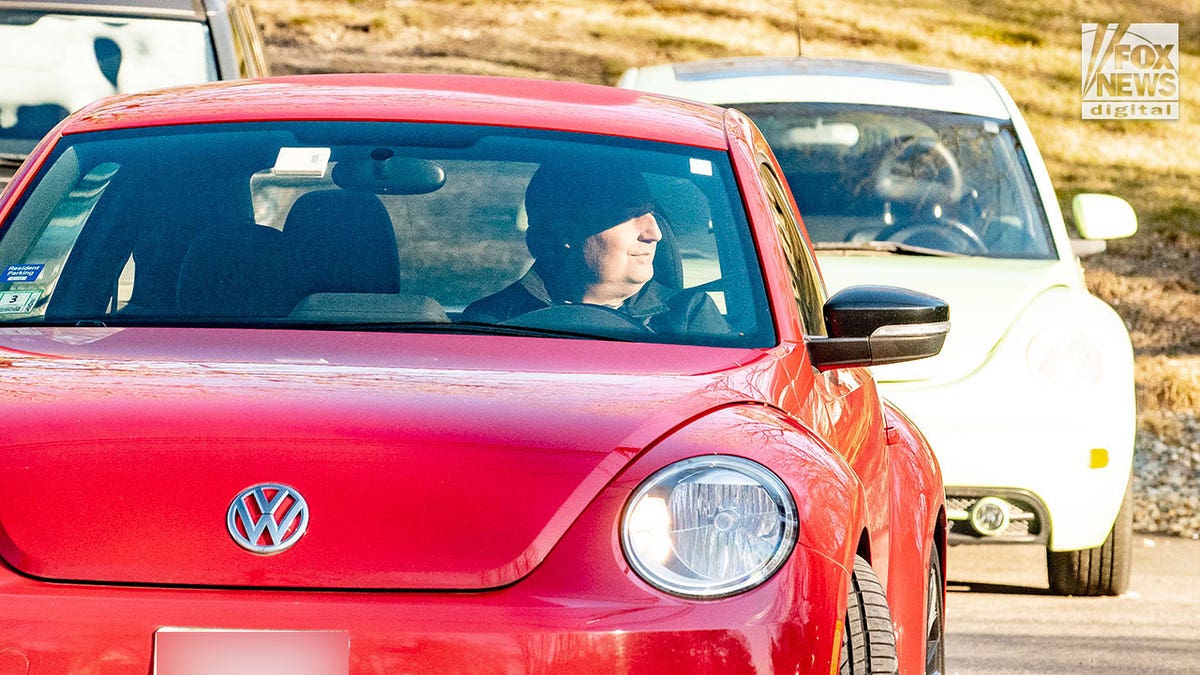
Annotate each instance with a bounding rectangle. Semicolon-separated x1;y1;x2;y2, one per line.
628;496;672;564
621;456;797;598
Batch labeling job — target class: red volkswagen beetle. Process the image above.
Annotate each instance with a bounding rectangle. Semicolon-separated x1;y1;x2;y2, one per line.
0;74;948;674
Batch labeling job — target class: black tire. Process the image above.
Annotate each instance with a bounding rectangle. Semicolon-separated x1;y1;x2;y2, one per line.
924;547;946;675
839;555;899;675
1046;481;1133;596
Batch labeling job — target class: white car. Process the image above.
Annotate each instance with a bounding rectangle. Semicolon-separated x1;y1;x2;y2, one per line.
620;57;1138;596
0;0;270;188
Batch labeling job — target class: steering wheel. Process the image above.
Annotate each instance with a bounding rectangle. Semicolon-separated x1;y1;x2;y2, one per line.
875;219;987;255
501;303;654;338
874;137;964;205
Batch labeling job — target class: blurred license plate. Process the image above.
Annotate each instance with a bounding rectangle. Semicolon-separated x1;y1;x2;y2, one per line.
154;629;349;675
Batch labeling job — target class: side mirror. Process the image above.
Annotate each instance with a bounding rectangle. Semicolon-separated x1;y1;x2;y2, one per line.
1072;193;1138;241
807;285;949;371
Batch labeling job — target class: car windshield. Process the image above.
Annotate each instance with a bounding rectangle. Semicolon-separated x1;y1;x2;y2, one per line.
0;121;774;347
733;102;1055;259
0;10;216;155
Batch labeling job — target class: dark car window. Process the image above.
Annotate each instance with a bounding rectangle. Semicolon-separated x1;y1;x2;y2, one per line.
758;161;827;338
734;102;1056;260
0;122;774;348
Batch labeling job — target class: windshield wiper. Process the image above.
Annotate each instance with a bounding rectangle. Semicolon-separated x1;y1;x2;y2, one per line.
814;241;968;258
0;318;645;342
310;320;642;342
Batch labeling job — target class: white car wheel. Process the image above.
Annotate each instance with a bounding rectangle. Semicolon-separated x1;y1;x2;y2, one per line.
1046;481;1133;596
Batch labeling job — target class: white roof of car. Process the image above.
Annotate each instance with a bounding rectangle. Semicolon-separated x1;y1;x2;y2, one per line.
619;57;1013;120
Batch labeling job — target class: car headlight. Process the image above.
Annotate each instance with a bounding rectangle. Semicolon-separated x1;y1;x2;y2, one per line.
621;456;798;598
1025;325;1102;387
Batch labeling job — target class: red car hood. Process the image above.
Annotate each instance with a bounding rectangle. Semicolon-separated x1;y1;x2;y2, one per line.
0;327;763;590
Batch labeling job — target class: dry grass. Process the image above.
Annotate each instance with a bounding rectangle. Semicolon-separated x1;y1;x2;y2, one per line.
1138;356;1200;410
249;0;1200;418
1138;355;1200;447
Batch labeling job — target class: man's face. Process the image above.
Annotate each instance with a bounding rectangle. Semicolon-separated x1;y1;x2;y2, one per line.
582;212;661;288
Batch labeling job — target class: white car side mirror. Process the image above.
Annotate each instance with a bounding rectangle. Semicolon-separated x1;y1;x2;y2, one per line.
1072;193;1138;241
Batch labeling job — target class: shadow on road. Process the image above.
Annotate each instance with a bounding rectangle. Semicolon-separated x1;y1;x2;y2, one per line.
947;580;1052;596
948;633;1200;674
946;536;1200;674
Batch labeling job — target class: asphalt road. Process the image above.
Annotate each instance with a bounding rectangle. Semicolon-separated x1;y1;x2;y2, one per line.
945;535;1200;674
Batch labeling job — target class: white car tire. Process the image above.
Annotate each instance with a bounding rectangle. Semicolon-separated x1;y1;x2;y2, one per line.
1046;481;1133;596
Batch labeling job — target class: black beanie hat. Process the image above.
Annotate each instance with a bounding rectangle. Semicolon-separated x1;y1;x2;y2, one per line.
524;161;655;260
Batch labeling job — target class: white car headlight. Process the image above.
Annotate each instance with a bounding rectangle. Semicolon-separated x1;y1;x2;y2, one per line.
621;456;797;598
1025;325;1102;387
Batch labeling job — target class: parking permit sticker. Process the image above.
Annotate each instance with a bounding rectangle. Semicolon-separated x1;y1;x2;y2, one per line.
0;290;41;314
274;147;332;177
2;264;43;282
689;158;713;176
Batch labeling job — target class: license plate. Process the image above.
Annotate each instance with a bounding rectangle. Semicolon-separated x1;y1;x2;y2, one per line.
153;629;349;675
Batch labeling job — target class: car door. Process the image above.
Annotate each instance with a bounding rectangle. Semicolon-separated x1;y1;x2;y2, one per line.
208;0;270;79
228;0;270;77
758;156;893;576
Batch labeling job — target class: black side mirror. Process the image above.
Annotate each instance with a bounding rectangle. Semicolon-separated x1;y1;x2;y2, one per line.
807;285;949;371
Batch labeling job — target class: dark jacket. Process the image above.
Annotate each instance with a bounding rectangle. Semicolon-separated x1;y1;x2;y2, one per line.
461;266;729;337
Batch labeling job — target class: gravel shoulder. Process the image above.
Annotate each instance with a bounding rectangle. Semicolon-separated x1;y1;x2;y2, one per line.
1135;415;1200;539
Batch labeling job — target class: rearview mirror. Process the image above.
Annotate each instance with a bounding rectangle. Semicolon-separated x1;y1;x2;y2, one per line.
807;285;949;371
332;151;446;195
783;121;860;147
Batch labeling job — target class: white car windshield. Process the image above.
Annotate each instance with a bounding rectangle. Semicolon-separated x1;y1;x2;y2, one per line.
0;121;774;347
0;9;216;155
734;102;1055;259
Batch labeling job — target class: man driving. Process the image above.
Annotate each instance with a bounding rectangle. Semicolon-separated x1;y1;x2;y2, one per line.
462;160;727;336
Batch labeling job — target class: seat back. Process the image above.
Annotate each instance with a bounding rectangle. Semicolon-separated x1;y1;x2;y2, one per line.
176;220;290;318
281;189;401;305
651;213;683;289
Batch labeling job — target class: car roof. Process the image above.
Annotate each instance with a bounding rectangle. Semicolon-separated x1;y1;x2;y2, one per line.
0;0;209;21
621;57;1013;120
62;73;734;150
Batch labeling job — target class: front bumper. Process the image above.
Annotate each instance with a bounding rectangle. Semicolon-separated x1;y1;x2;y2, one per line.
0;544;846;674
945;486;1050;545
883;388;1134;552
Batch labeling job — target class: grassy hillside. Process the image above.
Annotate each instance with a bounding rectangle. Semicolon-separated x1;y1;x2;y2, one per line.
252;0;1199;428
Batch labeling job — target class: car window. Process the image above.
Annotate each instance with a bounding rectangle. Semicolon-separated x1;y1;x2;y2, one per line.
0;122;775;348
758;162;828;337
734;102;1056;260
0;10;217;155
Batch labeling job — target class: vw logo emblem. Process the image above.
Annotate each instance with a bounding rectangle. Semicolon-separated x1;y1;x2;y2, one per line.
227;483;309;555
